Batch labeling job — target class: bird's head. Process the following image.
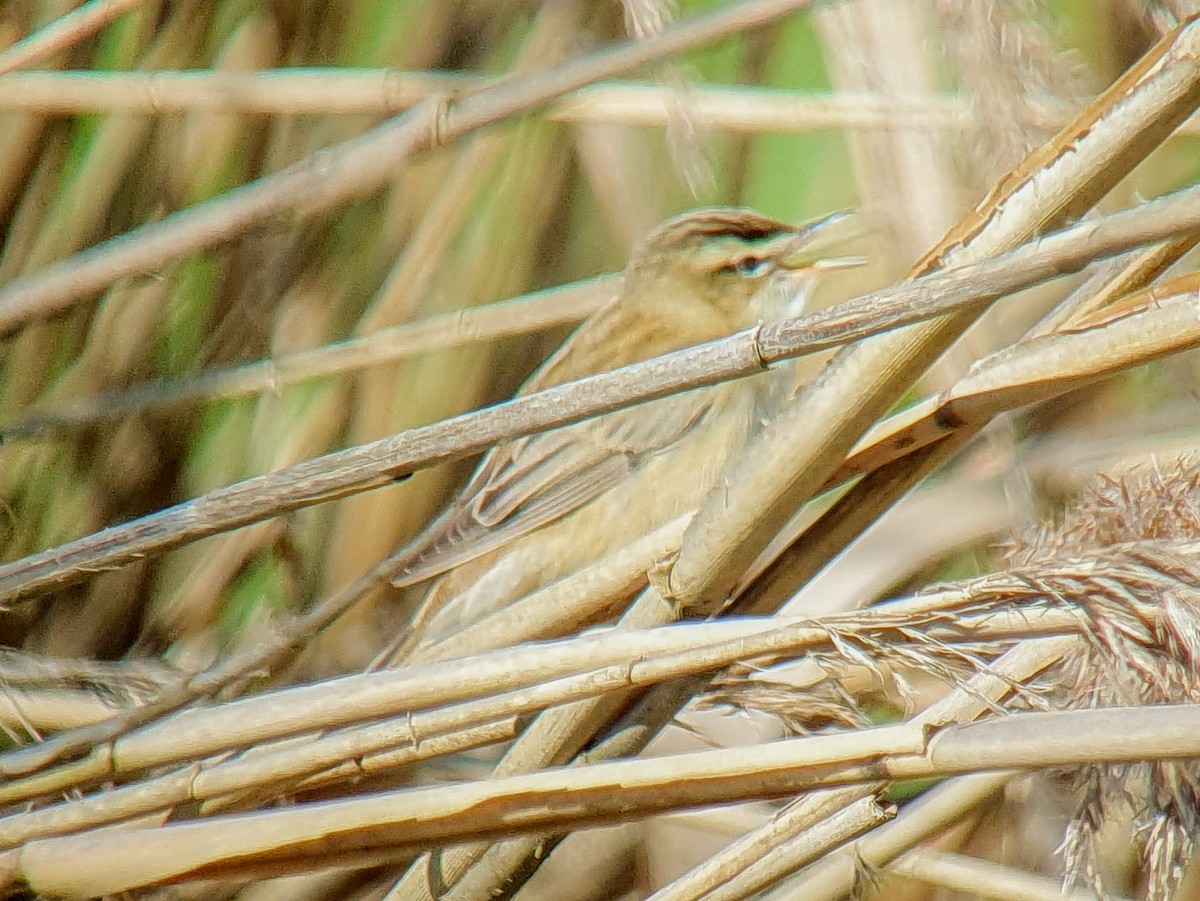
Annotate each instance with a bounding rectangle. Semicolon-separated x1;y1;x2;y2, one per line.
627;207;860;325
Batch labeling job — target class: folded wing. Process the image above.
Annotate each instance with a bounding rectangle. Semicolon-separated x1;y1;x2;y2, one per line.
390;392;716;587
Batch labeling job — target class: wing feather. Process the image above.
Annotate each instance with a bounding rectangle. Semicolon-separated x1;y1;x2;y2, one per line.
390;391;716;587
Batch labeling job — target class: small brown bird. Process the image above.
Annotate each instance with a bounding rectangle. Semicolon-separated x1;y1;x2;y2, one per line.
387;208;853;654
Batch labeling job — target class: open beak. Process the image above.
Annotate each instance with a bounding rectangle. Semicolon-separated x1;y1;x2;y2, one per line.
803;254;869;273
777;210;867;274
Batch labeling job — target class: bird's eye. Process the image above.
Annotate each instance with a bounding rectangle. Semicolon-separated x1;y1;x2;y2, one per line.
725;256;772;277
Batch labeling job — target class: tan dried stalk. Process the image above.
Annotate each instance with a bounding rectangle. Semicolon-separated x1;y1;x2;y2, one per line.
3;4;1200;900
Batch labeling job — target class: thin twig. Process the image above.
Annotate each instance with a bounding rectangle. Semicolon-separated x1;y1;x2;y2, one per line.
0;70;1157;138
889;847;1123;901
1;276;617;438
0;0;149;76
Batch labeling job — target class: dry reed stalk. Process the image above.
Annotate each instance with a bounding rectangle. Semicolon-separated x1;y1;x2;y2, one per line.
1;2;1199;899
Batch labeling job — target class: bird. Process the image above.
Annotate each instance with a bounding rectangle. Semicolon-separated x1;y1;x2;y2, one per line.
384;207;855;658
